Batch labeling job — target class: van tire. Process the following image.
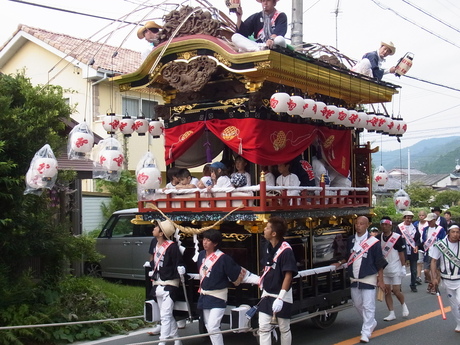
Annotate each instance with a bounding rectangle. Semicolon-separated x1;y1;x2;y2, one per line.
84;262;102;278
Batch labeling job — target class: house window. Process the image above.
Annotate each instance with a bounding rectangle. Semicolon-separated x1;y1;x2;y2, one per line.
122;97;158;119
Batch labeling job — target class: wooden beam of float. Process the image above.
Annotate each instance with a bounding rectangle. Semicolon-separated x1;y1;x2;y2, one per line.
113;35;399;105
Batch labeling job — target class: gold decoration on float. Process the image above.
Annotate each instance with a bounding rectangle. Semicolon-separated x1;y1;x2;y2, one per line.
219;98;249;107
177;51;198;60
172;104;198;113
214;53;231;67
222;233;251;242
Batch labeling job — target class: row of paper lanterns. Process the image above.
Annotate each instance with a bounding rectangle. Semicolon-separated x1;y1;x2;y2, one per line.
102;113;164;138
269;93;407;136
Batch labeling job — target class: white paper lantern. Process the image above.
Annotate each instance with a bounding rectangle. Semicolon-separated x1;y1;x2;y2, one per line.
384;117;394;134
119;117;135;137
397;121;407;136
102;113;120;134
33;157;58;179
322;105;338;123
70;131;94;154
99;148;124;171
301;99;317;118
389;118;400;136
149;120;164;138
365;113;379;131
374;115;389;133
355;112;368;129
270;92;290;113
134;117;149;136
313;101;327;120
394;189;411;211
335;107;349;126
373;165;389;186
137;165;162;190
287;96;305;116
344;109;359;128
26;169;45;189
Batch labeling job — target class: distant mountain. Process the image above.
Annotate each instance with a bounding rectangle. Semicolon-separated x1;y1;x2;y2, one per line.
372;136;460;173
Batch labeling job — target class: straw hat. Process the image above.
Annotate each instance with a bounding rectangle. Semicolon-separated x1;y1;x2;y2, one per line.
380;41;396;55
158;220;175;240
137;21;163;39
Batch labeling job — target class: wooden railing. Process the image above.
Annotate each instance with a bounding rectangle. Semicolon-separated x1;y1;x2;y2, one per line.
138;180;370;213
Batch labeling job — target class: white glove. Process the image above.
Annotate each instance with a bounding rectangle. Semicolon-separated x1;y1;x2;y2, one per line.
148;270;154;277
241;269;260;285
272;298;283;313
400;265;407;277
177;266;186;275
143;261;151;268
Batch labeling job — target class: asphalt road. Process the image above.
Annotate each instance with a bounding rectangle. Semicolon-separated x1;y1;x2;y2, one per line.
75;278;459;345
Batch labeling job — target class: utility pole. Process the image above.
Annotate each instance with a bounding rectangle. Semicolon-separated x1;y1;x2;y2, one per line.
333;0;341;49
291;0;303;47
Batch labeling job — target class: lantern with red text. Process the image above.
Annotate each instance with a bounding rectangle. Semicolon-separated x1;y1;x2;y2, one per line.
149;120;164;138
119;116;135;137
136;152;162;201
287;96;305;116
24;144;58;195
313;101;327;120
373;165;389;186
322;105;338;123
68;121;94;160
335;107;349;126
270;92;290;113
394;189;411;211
93;138;124;182
102;113;120;134
344;109;360;128
301;99;317;119
134;117;149;136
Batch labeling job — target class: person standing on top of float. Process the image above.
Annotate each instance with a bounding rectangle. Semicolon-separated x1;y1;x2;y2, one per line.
335;216;387;343
398;211;421;293
430;224;460;334
137;21;162;61
351;41;397;81
258;217;298;345
231;0;287;52
377;216;409;322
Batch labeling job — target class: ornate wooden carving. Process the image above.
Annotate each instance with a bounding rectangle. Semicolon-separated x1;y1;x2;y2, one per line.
162;56;217;92
159;6;220;42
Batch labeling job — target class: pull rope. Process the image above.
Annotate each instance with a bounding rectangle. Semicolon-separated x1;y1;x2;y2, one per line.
149;203;245;234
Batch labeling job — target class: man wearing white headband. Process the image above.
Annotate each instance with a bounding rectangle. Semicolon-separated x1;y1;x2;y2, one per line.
377;216;409;321
430;224;460;333
231;0;287;52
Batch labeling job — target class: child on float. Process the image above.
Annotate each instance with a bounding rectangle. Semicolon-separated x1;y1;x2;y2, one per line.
175;168;199;189
164;166;180;190
197;164;213;189
207;162;232;190
230;155;251;187
276;162;300;196
148;220;185;345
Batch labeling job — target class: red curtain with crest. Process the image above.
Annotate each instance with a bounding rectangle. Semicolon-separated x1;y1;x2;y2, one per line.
165;117;351;176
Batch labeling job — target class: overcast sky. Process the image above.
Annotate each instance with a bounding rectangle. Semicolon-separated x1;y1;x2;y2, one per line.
1;0;460;159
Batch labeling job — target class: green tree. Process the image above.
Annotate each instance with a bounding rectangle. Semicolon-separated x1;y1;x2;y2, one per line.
96;170;137;220
0;71;77;296
405;182;434;208
433;190;460;208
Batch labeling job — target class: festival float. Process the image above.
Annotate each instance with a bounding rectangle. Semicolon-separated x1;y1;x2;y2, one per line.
112;3;401;330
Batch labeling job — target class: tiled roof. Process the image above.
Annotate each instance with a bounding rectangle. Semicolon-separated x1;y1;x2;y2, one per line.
17;25;141;75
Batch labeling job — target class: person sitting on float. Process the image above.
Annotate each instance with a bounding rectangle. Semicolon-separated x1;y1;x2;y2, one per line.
231;0;287;52
351;41;397;81
137;21;163;61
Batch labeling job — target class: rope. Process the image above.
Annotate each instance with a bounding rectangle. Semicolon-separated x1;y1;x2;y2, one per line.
150;203;245;234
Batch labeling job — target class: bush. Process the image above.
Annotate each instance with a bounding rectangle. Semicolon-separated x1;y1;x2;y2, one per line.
0;276;146;345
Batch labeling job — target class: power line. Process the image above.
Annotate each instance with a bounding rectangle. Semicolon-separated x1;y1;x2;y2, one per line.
370;0;460;50
8;0;139;25
401;0;460;35
402;75;460;93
